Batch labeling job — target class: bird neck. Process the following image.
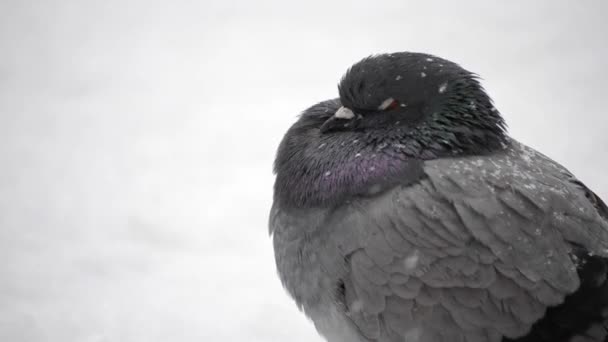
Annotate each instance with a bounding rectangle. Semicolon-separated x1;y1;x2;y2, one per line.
273;122;509;208
273;132;426;208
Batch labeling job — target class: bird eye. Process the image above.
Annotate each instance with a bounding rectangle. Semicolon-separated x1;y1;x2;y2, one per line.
378;97;400;111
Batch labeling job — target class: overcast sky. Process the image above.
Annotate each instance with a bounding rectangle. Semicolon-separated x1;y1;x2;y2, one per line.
0;1;607;341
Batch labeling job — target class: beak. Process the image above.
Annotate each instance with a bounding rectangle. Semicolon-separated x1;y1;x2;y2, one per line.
320;106;358;134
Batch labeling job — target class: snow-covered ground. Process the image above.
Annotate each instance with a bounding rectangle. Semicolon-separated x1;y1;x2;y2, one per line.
0;1;607;341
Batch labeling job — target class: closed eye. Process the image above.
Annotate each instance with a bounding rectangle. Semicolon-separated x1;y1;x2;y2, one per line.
378;97;400;111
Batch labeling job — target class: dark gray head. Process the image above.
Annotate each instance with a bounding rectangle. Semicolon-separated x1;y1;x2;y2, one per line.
274;52;508;208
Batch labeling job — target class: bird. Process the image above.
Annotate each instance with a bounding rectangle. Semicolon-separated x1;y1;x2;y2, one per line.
269;52;608;342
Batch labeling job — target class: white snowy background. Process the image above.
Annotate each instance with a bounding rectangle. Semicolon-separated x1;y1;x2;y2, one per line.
1;1;607;341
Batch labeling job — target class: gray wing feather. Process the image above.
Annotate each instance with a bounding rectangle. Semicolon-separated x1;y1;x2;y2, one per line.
328;141;608;342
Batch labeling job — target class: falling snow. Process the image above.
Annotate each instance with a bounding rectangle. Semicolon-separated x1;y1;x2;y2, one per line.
3;4;607;342
404;250;420;271
438;82;448;93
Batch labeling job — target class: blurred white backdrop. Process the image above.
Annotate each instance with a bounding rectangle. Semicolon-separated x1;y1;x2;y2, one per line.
0;1;607;341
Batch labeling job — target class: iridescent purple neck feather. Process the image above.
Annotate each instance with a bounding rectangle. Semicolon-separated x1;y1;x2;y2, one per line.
274;101;426;207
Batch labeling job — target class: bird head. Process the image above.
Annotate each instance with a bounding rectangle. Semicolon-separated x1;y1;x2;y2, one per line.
273;52;509;207
318;52;507;156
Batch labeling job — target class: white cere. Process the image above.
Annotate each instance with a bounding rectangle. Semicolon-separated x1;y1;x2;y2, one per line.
334;106;355;119
404;250;420;271
420;72;426;78
395;75;403;81
378;97;395;110
438;82;448;94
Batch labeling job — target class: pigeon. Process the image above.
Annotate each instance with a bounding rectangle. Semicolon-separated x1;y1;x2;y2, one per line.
269;52;608;342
